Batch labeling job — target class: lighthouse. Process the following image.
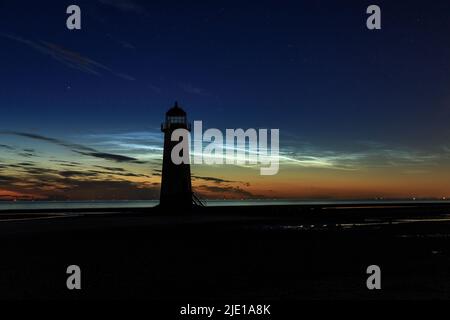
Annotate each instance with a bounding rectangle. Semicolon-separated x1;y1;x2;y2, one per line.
159;102;193;208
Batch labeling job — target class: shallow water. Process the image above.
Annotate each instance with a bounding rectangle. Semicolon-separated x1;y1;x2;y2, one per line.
0;199;448;211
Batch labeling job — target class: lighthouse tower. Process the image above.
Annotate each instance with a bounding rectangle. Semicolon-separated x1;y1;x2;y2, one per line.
159;102;193;208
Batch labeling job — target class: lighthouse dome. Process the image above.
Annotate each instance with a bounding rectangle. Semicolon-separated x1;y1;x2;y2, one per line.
166;101;186;116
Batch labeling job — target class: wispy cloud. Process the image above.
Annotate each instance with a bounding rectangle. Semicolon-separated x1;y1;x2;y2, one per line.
192;175;236;184
180;83;209;96
13;128;442;175
148;84;162;94
1;33;135;80
0;131;144;164
0;156;156;200
77;130;450;172
197;184;259;199
106;33;136;50
0;144;14;151
277;145;444;171
98;0;148;15
192;175;251;187
0;171;159;201
74;151;144;163
80;131;164;161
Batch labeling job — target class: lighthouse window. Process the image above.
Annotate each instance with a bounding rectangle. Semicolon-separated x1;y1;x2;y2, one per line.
169;116;185;124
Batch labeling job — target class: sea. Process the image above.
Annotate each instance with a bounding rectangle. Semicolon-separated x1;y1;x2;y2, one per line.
0;199;448;211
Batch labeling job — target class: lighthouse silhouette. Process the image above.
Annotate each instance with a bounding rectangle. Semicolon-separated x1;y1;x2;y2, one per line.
159;102;194;208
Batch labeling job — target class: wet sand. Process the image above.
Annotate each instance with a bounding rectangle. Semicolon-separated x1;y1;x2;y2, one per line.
1;203;450;300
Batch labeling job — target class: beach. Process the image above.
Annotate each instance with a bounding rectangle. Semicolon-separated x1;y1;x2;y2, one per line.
1;202;450;300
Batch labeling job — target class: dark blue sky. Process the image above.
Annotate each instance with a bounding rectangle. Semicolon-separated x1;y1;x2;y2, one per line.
1;0;450;200
0;1;448;143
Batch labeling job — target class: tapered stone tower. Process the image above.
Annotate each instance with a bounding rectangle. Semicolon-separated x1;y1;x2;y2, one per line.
159;102;193;208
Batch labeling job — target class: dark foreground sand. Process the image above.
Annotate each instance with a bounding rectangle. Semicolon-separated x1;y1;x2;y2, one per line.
1;203;450;300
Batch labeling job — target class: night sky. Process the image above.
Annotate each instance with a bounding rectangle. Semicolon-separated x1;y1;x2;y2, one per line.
1;0;450;201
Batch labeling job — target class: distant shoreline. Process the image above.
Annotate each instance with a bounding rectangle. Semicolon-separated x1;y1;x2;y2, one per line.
1;198;449;212
1;201;450;222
